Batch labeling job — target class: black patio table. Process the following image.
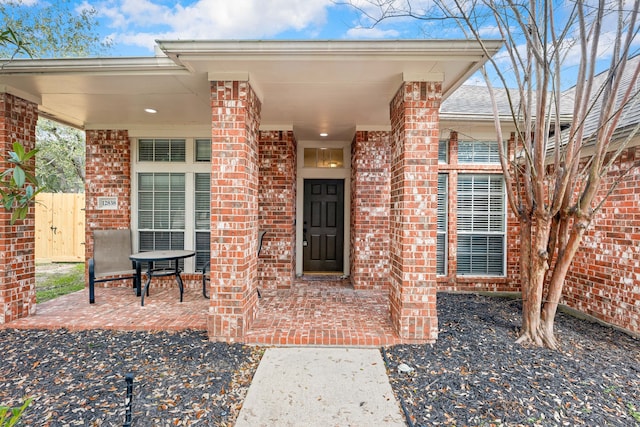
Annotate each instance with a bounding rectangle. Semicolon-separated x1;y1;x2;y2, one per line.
129;250;195;306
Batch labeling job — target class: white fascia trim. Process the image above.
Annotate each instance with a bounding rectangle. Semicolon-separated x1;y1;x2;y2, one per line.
0;56;188;76
440;113;505;121
158;39;504;61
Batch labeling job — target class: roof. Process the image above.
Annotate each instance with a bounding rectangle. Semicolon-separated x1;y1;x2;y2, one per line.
442;55;640;146
562;54;640;144
0;39;503;140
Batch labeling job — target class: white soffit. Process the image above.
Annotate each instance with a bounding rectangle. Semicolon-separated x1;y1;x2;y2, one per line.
0;39;503;140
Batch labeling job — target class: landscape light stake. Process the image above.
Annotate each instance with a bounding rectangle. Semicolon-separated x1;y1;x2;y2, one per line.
123;373;134;427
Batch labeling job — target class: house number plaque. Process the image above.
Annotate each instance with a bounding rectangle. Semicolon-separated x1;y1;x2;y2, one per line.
97;196;118;210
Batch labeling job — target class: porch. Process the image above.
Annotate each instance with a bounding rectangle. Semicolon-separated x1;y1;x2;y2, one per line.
1;278;401;346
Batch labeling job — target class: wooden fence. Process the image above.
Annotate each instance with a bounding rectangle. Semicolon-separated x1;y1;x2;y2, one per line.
35;193;85;262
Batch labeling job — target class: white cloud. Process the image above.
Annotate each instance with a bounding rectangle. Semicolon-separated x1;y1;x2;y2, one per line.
346;26;399;39
88;0;333;52
477;25;501;38
1;0;38;5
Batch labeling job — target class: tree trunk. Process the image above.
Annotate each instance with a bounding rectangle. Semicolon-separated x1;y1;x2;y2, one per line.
539;217;590;349
517;213;552;347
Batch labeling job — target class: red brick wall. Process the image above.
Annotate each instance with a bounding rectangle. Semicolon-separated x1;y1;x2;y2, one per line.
258;130;297;290
208;80;261;342
84;130;132;284
437;131;520;292
388;82;440;343
0;93;38;323
350;131;391;290
563;147;640;335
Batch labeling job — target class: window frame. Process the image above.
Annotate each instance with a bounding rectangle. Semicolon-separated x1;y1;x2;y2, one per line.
456;173;506;276
436;173;448;276
458;140;502;164
132;137;211;274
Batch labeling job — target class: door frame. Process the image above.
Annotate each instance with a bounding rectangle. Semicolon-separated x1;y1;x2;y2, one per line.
296;139;351;277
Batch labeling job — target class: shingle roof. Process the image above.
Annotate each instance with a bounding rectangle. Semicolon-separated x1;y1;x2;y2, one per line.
441;84;515;116
444;55;640;144
562;54;640;143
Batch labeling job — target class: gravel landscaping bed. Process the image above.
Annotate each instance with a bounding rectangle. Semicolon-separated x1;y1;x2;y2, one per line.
1;293;638;426
385;293;640;426
0;329;261;426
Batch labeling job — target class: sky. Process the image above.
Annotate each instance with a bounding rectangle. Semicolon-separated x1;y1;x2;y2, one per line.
80;0;441;57
4;0;639;88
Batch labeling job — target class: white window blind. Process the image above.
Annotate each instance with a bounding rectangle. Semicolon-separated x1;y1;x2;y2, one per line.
138;139;186;162
458;140;501;164
134;138;211;273
195;139;211;162
457;174;505;275
194;173;211;271
437;174;448;275
438;140;448;163
138;172;186;269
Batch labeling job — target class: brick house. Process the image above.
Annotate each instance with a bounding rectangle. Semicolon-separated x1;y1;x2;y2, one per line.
1;40;638;343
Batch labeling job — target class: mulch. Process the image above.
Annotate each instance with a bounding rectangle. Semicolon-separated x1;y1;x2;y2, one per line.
1;293;638;426
384;293;640;426
0;329;261;426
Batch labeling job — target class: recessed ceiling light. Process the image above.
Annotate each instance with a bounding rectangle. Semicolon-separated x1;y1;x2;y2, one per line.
144;108;157;114
320;132;328;137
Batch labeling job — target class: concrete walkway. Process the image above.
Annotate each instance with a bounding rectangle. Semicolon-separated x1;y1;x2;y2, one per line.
235;347;406;427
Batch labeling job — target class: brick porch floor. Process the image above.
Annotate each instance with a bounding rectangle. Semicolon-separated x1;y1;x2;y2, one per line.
1;278;401;347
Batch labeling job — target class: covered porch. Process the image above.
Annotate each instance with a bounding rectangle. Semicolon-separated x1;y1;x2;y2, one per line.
2;277;400;346
0;39;502;344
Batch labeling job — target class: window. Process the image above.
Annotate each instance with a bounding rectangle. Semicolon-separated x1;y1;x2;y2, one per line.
458;140;501;163
304;148;344;168
438;140;448;163
195;139;211;162
134;138;211;273
194;173;211;271
457;174;505;275
138;173;185;268
437;174;448;275
138;139;186;162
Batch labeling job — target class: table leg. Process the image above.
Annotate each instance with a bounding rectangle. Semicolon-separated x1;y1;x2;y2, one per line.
135;261;142;297
174;259;184;302
141;263;153;307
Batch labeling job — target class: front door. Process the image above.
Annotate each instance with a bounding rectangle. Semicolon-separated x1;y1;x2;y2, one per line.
303;179;344;272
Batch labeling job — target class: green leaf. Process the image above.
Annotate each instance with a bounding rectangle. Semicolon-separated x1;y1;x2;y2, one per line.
11;141;25;158
12;166;25;187
10;205;27;225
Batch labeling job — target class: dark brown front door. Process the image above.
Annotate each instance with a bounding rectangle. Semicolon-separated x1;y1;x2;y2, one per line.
303;179;344;272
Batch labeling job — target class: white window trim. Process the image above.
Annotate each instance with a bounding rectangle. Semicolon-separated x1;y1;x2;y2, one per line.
456;173;507;277
458;140;502;165
296;139;352;277
437;173;448;276
131;137;211;273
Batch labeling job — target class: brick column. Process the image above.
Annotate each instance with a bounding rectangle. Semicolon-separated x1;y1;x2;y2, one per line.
208;80;262;342
0;93;38;323
388;82;441;342
350;131;391;290
84;130;131;272
258;130;297;290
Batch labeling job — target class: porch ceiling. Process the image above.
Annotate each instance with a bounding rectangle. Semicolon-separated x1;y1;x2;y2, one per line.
0;39;502;141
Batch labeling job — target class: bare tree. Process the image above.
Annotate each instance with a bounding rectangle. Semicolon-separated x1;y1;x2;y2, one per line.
341;0;640;348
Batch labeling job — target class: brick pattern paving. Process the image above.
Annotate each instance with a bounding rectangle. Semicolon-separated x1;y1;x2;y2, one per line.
1;286;209;332
1;278;400;347
244;278;400;347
